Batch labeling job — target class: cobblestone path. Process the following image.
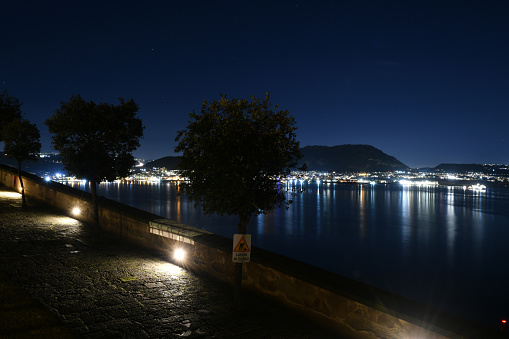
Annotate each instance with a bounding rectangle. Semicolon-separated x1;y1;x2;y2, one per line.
0;187;341;338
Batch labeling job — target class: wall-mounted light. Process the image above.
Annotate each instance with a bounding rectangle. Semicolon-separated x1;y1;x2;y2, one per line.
72;207;81;216
173;248;186;261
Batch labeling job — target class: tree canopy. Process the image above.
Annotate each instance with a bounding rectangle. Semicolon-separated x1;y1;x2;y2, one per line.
175;93;301;234
0;90;23;141
45;94;144;182
45;94;144;226
2;118;41;207
175;93;301;308
2;119;41;163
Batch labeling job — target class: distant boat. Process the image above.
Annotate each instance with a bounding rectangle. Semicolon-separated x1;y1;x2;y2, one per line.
468;183;486;190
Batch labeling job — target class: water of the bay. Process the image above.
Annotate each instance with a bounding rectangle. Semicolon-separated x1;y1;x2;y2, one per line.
68;180;509;328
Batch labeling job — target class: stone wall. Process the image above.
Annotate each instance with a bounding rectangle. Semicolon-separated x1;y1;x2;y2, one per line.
0;164;502;339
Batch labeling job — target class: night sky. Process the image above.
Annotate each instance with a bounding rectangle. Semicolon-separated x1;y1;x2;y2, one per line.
1;1;508;168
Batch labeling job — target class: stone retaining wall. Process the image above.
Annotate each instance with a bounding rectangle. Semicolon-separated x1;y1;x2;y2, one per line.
1;164;502;339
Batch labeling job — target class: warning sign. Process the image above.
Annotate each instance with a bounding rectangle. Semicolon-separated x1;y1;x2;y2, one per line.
232;234;251;262
234;237;250;252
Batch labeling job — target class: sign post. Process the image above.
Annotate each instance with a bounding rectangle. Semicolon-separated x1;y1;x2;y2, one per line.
232;234;251;262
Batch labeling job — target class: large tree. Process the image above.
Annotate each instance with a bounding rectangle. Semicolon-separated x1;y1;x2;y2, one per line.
45;94;144;227
175;93;301;307
2;118;41;208
0;90;23;141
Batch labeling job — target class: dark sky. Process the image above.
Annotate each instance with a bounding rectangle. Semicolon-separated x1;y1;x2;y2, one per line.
1;0;508;168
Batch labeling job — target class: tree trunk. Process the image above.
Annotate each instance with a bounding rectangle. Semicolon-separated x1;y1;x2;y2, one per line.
17;160;26;208
90;180;99;228
233;214;250;310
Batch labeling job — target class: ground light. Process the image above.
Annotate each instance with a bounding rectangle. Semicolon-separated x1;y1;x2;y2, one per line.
0;191;22;199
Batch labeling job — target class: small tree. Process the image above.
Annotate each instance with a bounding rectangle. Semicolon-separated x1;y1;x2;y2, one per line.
0;90;23;141
175;93;301;307
45;94;144;227
2;118;41;208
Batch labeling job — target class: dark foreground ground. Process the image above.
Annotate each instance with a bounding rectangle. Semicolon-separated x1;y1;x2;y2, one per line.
0;186;344;338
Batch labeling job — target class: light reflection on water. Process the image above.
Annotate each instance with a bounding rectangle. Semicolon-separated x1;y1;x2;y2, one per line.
67;180;509;327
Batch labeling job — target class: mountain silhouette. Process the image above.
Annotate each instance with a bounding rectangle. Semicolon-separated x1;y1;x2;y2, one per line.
144;145;409;173
298;145;409;172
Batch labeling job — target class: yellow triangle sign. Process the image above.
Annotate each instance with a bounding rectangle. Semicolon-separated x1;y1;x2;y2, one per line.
233;236;250;252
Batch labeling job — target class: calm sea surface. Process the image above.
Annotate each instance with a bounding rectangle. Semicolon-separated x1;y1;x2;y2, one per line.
68;180;509;328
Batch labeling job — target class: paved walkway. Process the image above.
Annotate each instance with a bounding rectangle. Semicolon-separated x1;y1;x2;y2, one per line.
0;186;343;338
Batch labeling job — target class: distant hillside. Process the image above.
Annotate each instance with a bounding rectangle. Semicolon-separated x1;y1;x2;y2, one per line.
1;145;410;176
298;145;409;172
0;154;65;176
143;156;181;170
144;145;409;173
434;163;509;174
